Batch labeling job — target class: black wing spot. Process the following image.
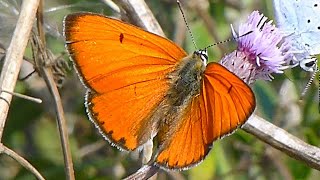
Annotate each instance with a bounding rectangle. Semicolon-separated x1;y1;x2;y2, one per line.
314;3;318;7
118;137;127;146
307;19;311;23
228;85;233;93
120;33;124;43
305;61;315;67
106;130;114;135
134;85;137;96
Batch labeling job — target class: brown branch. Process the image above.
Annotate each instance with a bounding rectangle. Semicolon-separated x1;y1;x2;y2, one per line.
243;114;320;170
0;143;45;180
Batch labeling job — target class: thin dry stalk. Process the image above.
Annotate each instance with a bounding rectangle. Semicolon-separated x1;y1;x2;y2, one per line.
31;1;75;179
0;143;45;180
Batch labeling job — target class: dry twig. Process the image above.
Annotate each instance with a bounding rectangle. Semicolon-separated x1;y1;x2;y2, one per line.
0;143;45;180
0;0;45;179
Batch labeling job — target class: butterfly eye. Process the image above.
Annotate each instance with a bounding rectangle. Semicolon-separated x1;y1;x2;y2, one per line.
300;57;317;72
194;49;208;65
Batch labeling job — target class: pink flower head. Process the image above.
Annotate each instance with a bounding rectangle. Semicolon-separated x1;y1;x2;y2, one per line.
220;11;289;84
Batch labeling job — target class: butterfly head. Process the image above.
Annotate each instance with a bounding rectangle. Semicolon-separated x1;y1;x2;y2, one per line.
194;49;208;66
300;57;317;72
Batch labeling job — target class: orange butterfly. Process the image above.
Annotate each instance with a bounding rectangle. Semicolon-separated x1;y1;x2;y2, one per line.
64;12;256;169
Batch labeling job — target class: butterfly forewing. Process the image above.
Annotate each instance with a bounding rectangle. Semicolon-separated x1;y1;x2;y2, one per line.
64;13;187;150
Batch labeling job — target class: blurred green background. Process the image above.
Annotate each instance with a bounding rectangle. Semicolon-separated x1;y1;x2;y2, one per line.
0;0;319;179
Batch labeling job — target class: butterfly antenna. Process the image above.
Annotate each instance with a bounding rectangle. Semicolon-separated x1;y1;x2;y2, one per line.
177;0;198;49
300;66;318;99
205;30;252;49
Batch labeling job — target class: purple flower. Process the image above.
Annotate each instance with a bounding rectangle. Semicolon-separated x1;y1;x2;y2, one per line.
220;11;289;84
